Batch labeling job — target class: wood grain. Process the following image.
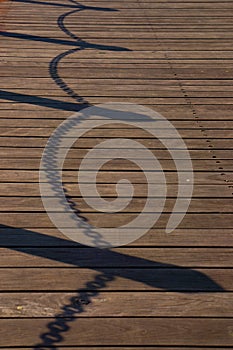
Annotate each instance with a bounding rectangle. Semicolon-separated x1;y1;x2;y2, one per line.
1;292;233;317
0;247;232;267
0;267;231;291
0;318;233;346
1;0;233;347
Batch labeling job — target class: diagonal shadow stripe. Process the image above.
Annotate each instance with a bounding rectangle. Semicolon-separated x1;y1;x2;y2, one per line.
0;89;83;111
0;224;224;291
0;30;129;51
0;225;225;348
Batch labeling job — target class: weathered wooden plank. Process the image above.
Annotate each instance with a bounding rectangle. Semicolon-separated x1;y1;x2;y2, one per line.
0;170;230;184
3;83;233;93
0;137;232;149
11;24;231;28
5;8;233;15
0;317;233;346
0;158;232;171
2;50;233;59
1;41;233;51
1;103;233;120
0;148;232;159
0;104;233;121
0;68;169;79
15;30;233;39
8;1;233;9
0;127;217;138
7;31;233;39
0;123;203;137
2;96;233;105
0;183;230;197
0;227;232;247
2;77;233;87
0;267;230;291
3;90;233;99
0;213;231;228
0;248;232;267
1;67;233;79
1;292;233;317
5;17;233;24
84;213;233;228
0;197;232;213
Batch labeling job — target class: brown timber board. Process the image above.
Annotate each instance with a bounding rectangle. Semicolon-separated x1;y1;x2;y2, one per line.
0;0;233;348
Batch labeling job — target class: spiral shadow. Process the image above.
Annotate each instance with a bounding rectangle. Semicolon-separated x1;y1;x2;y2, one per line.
36;1;132;348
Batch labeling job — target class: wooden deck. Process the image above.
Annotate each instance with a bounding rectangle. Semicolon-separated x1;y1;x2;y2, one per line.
0;0;233;348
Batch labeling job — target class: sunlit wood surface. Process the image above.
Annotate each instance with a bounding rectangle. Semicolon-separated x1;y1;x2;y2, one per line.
0;0;233;348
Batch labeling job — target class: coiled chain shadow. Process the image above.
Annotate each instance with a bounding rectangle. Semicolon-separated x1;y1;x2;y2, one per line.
49;0;127;108
36;0;130;348
35;273;114;349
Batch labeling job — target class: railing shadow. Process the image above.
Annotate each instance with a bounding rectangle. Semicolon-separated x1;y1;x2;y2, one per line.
0;30;127;50
0;0;130;110
0;89;83;111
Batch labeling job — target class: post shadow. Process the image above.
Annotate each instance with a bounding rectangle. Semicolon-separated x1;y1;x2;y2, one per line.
0;224;224;292
0;224;224;348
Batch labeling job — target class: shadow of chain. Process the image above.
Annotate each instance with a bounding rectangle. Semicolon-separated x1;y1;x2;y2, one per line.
35;273;114;349
36;0;123;348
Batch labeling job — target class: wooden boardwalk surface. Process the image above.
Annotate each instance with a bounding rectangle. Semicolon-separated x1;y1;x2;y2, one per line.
0;0;233;348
